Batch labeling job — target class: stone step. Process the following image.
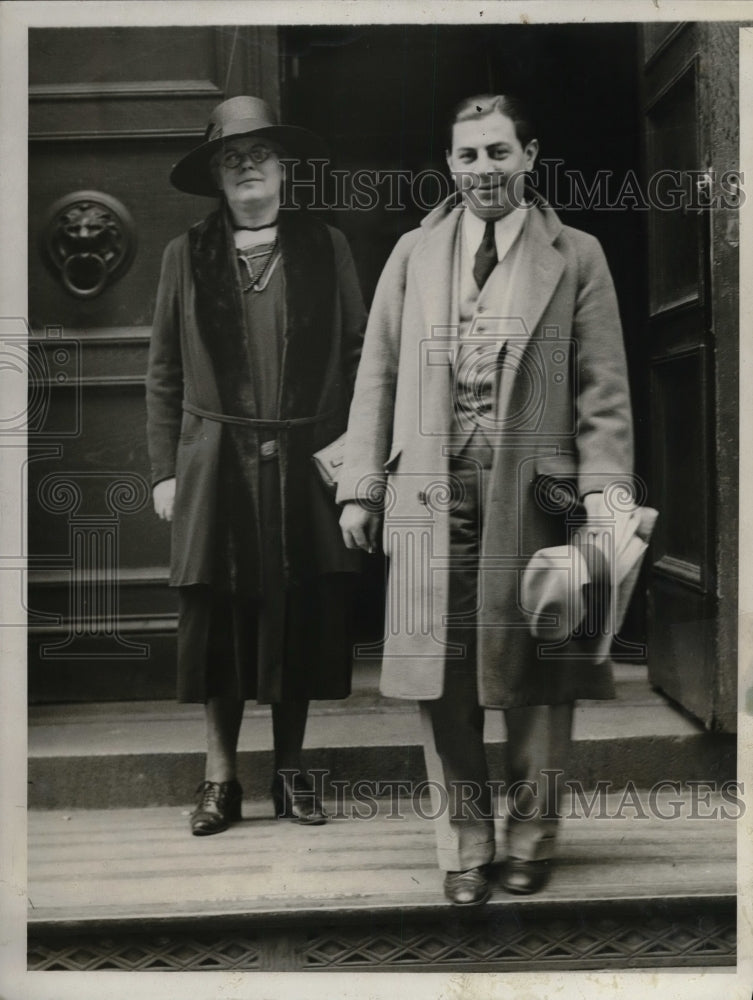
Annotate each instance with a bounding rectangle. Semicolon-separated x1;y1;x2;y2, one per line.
28;664;736;809
26;789;737;972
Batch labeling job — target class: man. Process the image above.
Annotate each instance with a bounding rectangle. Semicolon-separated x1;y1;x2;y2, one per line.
338;95;633;904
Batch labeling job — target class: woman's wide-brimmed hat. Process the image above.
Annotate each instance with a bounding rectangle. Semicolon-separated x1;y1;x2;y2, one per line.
170;95;328;197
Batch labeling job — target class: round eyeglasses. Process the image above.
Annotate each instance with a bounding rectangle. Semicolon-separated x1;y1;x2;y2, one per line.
220;145;277;169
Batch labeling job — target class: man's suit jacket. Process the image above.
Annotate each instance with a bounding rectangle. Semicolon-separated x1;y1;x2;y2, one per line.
338;195;634;707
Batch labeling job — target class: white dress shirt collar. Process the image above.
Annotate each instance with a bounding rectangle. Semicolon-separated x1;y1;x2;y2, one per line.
462;205;528;265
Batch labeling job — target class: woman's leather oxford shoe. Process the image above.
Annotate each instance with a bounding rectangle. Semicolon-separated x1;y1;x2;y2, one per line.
271;771;327;825
190;779;243;836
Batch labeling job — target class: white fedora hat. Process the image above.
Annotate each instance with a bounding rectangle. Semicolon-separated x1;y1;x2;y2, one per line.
522;506;658;662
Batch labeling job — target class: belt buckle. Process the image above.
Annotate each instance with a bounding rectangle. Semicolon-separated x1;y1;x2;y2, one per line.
260;439;278;460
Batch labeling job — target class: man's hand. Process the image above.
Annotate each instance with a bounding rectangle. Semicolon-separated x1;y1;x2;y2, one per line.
340;501;381;553
153;477;176;522
582;491;635;554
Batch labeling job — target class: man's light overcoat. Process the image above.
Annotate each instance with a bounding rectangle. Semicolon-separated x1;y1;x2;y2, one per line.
337;196;633;707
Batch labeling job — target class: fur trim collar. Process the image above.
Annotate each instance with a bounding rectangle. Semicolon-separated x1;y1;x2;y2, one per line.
188;206;335;420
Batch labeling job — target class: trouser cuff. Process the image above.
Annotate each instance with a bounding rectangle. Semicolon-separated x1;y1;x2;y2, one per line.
434;835;496;872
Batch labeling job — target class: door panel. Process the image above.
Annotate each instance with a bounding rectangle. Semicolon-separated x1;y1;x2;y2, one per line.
646;63;704;314
27;26;279;701
641;22;738;730
650;347;709;586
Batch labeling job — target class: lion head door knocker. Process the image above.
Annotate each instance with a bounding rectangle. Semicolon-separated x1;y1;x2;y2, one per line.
41;191;137;299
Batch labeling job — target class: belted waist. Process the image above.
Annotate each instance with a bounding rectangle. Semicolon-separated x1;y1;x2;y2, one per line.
182;401;336;429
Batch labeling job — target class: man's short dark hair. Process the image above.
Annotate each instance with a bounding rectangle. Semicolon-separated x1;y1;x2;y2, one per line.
447;95;537;151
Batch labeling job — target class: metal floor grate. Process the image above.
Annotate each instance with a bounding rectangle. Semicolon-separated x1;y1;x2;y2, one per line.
28;901;736;972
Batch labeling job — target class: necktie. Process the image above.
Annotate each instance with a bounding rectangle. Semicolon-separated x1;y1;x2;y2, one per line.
473;220;497;290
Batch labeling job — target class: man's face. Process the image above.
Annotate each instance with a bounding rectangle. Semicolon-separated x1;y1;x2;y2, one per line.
446;111;538;219
214;135;285;210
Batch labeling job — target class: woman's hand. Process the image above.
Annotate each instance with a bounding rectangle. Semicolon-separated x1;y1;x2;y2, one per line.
340;501;381;553
153;478;176;522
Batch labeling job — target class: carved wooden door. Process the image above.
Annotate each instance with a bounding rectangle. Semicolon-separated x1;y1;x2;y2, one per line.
640;22;738;731
27;26;279;701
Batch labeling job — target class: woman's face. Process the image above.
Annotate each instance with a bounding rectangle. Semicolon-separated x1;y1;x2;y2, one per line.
214;135;285;213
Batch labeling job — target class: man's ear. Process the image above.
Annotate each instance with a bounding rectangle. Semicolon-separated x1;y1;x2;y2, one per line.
525;138;539;169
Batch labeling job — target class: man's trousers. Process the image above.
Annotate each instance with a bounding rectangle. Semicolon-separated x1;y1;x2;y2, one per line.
419;442;574;872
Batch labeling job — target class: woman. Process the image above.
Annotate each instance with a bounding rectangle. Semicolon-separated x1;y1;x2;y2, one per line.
146;96;366;835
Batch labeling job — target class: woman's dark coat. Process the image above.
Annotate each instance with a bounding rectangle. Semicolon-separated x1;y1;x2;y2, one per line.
146;207;366;594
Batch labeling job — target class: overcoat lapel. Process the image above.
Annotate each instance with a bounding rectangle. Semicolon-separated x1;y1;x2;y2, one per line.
276;211;336;581
189;207;256;419
277;211;336;418
189;208;262;593
496;205;565;426
507;204;565;343
410;207;462;437
412;206;461;335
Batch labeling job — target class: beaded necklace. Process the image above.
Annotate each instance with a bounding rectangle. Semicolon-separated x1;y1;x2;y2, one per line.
236;238;280;293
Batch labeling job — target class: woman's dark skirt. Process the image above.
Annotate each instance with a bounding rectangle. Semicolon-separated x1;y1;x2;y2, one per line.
176;455;355;704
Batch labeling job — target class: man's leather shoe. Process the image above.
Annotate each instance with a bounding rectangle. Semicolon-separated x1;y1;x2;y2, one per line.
443;867;491;906
502;858;551;895
190;779;243;836
271;771;327;825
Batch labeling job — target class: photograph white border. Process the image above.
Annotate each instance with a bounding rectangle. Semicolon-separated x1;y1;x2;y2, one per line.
1;2;751;998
